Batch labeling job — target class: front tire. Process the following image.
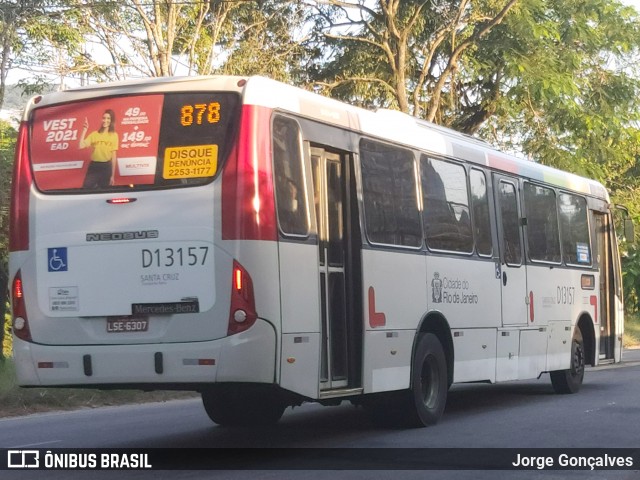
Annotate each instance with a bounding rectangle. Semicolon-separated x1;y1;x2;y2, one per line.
550;326;585;394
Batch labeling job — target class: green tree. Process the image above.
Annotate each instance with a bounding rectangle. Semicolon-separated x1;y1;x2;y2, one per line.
0;0;31;107
214;1;310;83
0;120;16;360
83;0;310;81
84;0;210;78
310;0;640;204
309;0;518;118
1;0;96;102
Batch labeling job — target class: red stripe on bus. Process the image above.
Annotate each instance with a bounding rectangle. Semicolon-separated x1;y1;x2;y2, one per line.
590;295;598;324
221;104;277;241
368;287;386;328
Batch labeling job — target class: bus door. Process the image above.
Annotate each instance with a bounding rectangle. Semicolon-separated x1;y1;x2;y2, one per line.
493;174;528;326
311;146;362;392
593;212;616;361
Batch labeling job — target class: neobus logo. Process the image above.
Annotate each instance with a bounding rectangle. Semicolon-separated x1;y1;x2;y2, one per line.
86;230;159;242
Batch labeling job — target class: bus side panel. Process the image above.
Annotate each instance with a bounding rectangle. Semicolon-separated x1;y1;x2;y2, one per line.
280;333;321;399
426;256;501;330
427;255;500;383
361;249;425;393
496;329;519;381
278;242;321;399
547;320;572;372
526;264;595;376
362;330;413;393
519;328;547;379
451;328;497;383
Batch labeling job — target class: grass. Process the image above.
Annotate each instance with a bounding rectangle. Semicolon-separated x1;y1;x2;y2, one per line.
623;312;640;348
0;359;197;418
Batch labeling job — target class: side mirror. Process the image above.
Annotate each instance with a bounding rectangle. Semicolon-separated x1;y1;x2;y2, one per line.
615;204;635;243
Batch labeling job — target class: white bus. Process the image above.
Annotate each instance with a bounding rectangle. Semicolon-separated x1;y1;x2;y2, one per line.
9;76;628;427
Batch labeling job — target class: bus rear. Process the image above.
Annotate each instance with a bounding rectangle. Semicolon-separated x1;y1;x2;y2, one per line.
9;77;281;394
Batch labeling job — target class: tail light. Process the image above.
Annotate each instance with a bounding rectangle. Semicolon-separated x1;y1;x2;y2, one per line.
12;270;32;342
228;260;257;335
9;123;32;252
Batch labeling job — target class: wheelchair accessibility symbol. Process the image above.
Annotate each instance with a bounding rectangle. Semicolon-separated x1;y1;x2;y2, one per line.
48;247;68;272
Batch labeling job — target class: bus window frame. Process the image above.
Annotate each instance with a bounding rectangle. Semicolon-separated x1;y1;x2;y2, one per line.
469;167;494;259
420;154;474;257
522;180;562;266
359;137;423;251
271;113;312;240
497;178;523;268
557;189;593;269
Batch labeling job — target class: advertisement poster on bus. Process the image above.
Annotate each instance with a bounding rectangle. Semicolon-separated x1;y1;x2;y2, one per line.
31;95;164;191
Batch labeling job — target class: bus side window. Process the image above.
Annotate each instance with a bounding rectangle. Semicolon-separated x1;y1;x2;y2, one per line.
272;116;309;237
523;183;561;263
498;181;522;265
360;139;422;247
559;193;591;265
421;156;473;253
470;169;492;256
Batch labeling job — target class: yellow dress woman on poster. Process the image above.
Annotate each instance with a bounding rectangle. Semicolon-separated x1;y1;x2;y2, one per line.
79;109;119;188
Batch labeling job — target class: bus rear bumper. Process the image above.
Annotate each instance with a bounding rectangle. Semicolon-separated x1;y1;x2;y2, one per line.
12;319;277;388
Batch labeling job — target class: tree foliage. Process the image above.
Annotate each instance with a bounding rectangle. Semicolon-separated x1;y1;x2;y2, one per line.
309;0;519;122
0;120;16;360
309;0;640;216
1;0;94;104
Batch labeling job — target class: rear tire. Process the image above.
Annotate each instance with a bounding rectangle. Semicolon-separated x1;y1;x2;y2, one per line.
408;333;448;426
202;386;286;427
365;333;448;428
550;326;585;394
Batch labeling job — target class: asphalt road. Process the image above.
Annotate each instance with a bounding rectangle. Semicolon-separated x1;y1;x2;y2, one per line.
1;349;640;479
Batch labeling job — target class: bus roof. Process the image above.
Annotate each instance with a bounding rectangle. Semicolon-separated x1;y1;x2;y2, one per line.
22;74;609;202
242;76;609;202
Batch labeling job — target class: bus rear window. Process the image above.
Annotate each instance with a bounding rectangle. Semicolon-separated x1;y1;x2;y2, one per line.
30;92;240;193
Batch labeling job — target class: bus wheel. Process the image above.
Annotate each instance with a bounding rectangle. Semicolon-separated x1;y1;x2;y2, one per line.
408;333;448;426
550;326;585;394
201;387;286;427
364;333;447;428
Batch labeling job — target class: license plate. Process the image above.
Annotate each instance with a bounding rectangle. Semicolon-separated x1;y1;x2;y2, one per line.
106;317;149;333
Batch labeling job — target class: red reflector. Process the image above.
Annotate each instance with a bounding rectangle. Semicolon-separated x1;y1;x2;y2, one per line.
38;362;54;369
107;198;136;204
529;291;534;323
12;271;32;342
199;359;216;366
228;260;257;335
590;295;598;323
13;278;23;299
234;268;243;291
